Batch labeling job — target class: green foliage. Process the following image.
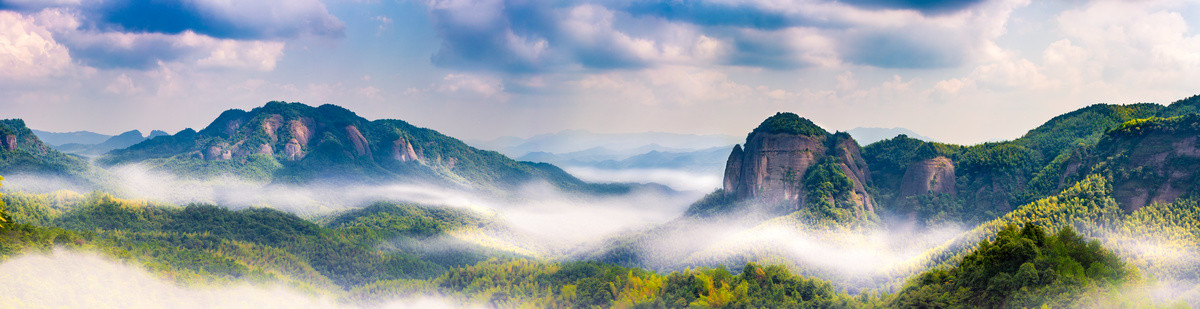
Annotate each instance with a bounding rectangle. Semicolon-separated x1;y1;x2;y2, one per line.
0;119;94;182
428;259;872;308
751;112;829;138
893;223;1138;308
801;157;859;224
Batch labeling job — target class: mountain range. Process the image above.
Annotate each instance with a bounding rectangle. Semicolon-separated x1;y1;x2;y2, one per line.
3;96;1200;307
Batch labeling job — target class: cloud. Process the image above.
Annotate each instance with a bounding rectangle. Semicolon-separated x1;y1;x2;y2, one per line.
562;166;721;192
0;10;73;81
420;0;1030;72
1;250;481;309
840;0;990;14
6;0;346;40
1;8;286;71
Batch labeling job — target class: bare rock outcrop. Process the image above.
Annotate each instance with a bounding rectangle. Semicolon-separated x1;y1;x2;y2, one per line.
345;125;369;156
259;143;274;155
392;137;420;162
262;114;283;142
899;156;956;198
289;118;314;145
722;113;876;216
284;138;304;161
2;134;15;151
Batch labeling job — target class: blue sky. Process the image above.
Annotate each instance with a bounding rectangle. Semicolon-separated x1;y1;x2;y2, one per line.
1;0;1199;144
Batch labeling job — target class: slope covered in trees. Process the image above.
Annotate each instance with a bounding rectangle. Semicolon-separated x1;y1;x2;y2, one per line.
0;119;94;182
98;102;636;195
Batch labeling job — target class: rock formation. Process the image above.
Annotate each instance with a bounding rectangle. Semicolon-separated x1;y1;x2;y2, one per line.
899;156;956;198
722;112;876;216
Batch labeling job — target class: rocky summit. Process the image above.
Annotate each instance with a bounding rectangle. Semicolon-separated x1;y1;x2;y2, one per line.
722;112;875;218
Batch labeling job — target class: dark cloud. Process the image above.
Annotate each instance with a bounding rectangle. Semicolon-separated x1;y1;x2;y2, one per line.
97;0;344;39
725;33;812;70
423;0;993;72
841;30;965;68
839;0;989;14
427;1;554;72
3;0;344;40
623;1;794;30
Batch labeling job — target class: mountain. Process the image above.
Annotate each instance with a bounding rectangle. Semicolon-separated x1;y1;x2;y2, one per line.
713;112;876;222
860;95;1200;225
30;130;112;146
1047;114;1200;211
97;101;637;194
846;127;936;145
0;119;93;181
470;130;741;159
54;130;171;157
519;146;730;173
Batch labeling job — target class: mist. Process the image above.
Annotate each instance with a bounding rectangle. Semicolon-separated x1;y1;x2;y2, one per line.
562;166;721;192
0;250;483;309
1;165;706;258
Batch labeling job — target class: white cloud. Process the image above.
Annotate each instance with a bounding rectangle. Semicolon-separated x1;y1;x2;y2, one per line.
0;10;73;81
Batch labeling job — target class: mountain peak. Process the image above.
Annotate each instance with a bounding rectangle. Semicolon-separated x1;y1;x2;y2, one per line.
751;112;829;138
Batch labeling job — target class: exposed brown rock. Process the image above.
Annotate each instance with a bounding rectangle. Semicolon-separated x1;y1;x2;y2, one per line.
224;118;244;136
345;125;369;156
899;156;956;198
722;132;875;215
284;138;303;161
289;118;314;145
261;114;283;142
392;136;420;162
205;146;223;161
2;134;15;151
447;157;457;169
259;143;274;155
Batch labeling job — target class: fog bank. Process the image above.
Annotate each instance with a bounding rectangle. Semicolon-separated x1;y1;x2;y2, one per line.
0;250;482;309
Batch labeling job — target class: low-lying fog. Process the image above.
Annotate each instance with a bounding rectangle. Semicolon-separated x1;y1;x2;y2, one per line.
1;165;707;256
0;250;480;309
561;166;721;192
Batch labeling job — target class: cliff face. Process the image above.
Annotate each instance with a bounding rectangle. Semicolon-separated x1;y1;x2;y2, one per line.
899;156;956;198
721;113;875;216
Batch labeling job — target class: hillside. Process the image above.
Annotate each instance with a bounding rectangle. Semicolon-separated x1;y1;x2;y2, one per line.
97;102;633;194
863;96;1200;225
0;120;93;182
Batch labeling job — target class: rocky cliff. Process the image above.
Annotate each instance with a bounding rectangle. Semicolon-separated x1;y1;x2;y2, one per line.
898;156;956;198
721;113;875;217
1058;114;1200;211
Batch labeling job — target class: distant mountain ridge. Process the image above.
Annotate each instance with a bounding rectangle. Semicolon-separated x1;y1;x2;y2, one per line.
0;120;93;181
53;130;169;157
31;130;112;146
469;130;740;159
97;101;643;194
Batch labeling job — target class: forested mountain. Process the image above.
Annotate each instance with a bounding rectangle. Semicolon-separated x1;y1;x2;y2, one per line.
864;94;1200;226
0;120;93;182
97;102;635;194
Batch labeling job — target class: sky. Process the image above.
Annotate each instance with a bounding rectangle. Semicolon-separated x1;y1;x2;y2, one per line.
1;0;1199;145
